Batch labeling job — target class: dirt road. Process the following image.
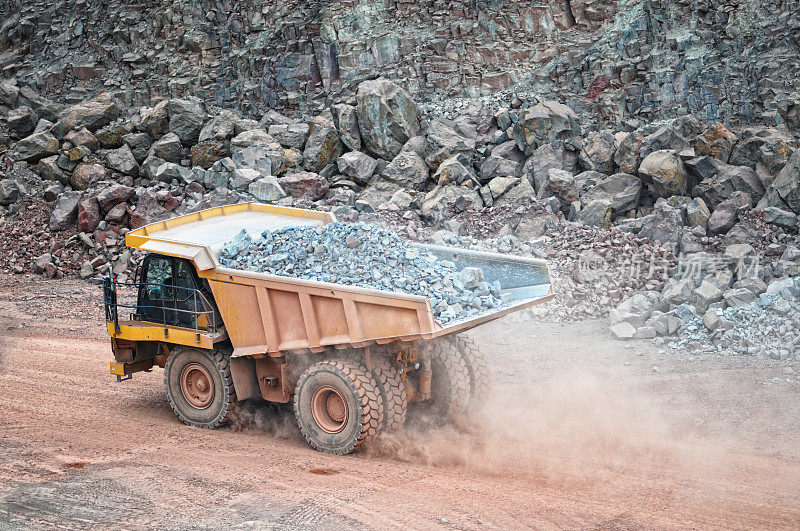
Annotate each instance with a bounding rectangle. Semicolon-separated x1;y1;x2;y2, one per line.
2;274;800;529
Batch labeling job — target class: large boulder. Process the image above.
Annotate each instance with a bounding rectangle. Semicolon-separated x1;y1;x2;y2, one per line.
198;110;238;143
153;162;196;184
768;149;800;213
420;184;482;222
708;191;751;234
248;176;286;202
49;191;82;230
140;100;169;140
581;172;642;213
578;199;613;228
331;103;361;151
512;101;580;156
77;196;101;232
729;126;797;175
356;79;419;160
381;150;429;190
106;144;139;176
0;179;24;206
228;168;262;191
637;150;687;197
122;132;150;163
230;129;274;152
278;172;329;200
148;132;183;163
232;146;279;176
479;154;521;183
694;123;737;162
167;98;207;144
268;123;309;150
423;118;475;171
36;156;68;184
434;156;476;186
692;163;765;208
96;184;134;211
302;113;344;173
95;121;133;148
547;168;579;205
190;142;229;169
638;125;689;159
12;131;59;162
56;94;120;132
521;140;580;197
614;132;643;174
18;86;64;123
578;131;616;173
337;151;377;186
624;198;686;249
70;163;106;190
7;105;38;138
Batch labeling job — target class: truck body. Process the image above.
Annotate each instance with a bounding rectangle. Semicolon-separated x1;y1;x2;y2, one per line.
104;202;553;453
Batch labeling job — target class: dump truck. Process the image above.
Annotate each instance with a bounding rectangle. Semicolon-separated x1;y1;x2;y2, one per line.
102;202;553;454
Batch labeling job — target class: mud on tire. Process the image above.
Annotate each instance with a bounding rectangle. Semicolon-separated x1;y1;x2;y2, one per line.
294;360;383;455
371;357;407;431
165;347;235;429
450;334;490;410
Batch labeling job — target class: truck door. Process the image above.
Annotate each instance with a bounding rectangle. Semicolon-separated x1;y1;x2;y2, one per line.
138;254;176;325
137;254;220;330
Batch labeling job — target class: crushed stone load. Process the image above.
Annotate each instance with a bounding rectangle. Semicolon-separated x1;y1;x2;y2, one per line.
218;222;509;324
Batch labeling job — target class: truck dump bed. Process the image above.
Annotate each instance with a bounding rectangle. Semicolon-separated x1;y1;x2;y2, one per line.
125;203;553;357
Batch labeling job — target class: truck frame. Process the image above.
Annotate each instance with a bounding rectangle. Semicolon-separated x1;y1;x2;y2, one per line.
103;202;553;454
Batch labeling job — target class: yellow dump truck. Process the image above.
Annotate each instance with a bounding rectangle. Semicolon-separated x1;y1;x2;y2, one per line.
103;202;553;454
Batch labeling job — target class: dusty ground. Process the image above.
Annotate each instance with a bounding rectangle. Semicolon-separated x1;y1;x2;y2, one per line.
1;273;800;529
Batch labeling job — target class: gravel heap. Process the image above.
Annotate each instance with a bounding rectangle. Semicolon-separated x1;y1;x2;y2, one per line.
218;222;509;324
667;277;800;360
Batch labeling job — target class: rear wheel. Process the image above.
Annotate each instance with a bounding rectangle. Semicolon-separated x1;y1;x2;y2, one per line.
371;357;407;431
410;341;471;423
294;360;383;455
165;347;235;428
451;335;490;410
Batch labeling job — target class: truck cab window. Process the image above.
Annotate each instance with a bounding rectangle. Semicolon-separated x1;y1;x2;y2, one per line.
145;256;173;301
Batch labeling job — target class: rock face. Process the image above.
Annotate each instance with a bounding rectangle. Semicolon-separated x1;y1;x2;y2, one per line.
356;79;419;161
637;150;687;198
513;101;581;156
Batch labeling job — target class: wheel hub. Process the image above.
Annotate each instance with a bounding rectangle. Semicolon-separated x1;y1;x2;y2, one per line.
180;362;215;409
311;386;348;433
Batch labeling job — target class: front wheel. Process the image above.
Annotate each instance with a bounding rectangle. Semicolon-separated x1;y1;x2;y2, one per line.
164;347;235;429
294;360;384;455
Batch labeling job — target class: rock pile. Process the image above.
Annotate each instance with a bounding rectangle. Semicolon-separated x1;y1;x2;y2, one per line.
667;276;800;362
218;222;508;324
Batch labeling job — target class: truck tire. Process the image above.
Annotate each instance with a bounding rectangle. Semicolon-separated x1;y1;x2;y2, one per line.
410;341;470;423
165;347;235;429
294;360;384;455
371;357;407;431
451;335;490;410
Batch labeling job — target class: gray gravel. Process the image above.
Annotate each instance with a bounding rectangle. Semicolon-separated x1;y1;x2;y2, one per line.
667;277;800;360
219;222;508;324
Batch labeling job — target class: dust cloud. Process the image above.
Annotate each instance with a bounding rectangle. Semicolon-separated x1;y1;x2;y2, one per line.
365;369;701;477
